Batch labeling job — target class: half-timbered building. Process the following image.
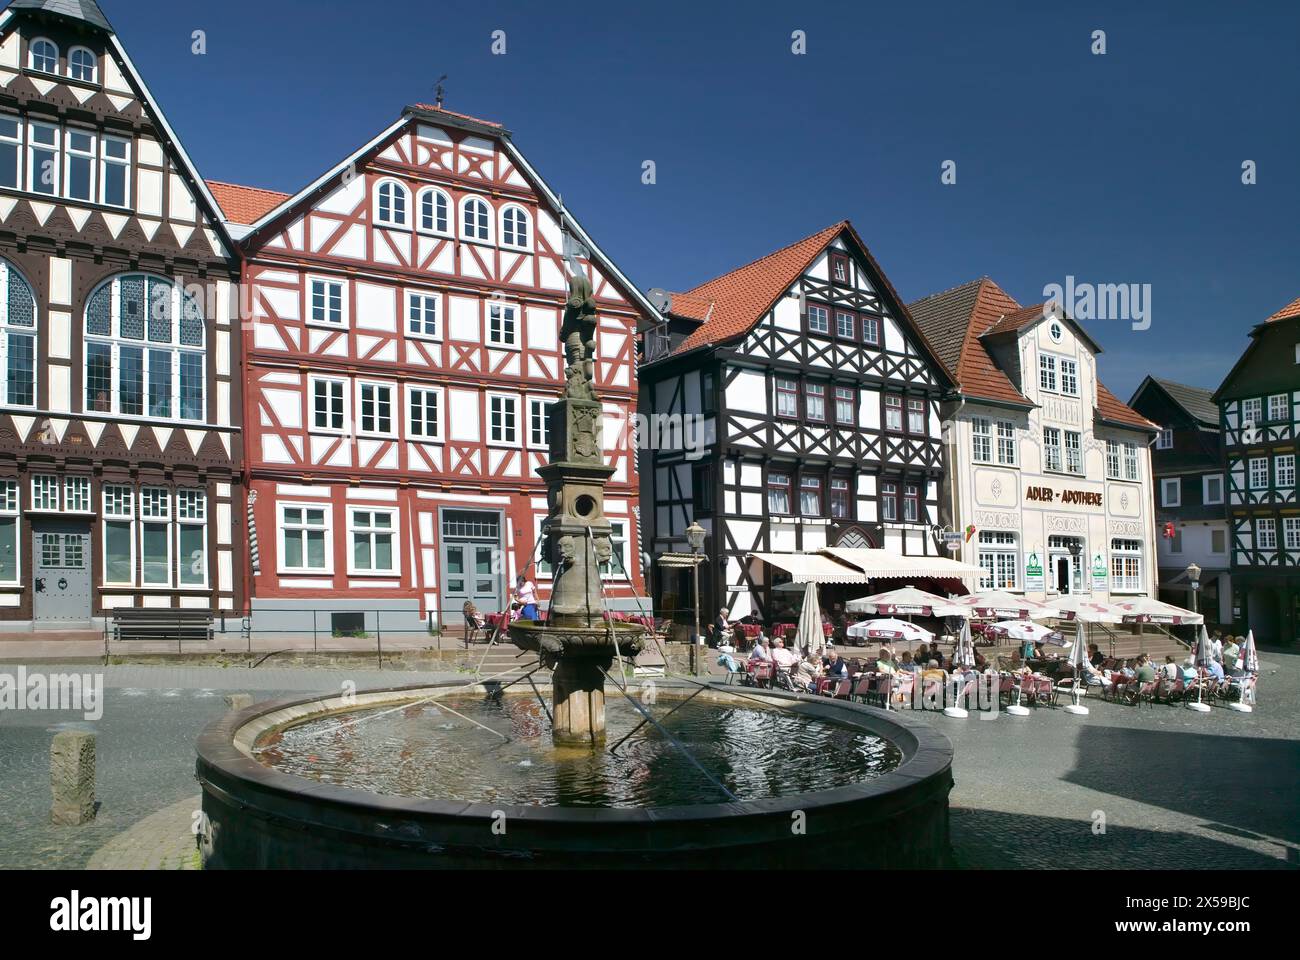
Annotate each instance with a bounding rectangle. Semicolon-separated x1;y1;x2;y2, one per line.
1212;296;1300;644
211;104;656;633
0;0;242;630
640;222;956;622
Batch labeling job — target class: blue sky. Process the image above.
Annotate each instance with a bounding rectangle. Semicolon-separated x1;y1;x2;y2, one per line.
107;0;1299;400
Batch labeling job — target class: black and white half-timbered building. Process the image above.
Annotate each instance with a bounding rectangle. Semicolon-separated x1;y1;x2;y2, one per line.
640;222;956;621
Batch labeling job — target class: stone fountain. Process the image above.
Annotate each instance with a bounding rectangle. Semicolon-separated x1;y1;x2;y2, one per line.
508;271;644;745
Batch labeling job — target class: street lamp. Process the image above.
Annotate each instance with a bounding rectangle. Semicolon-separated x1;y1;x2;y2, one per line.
1186;562;1201;614
685;521;707;676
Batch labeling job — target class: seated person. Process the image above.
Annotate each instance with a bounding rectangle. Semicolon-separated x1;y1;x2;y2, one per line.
874;646;897;674
1088;643;1105;668
712;607;732;649
749;638;771;663
1160;656;1179;682
1134;656;1157;684
1080;659;1112;687
913;642;930;665
1204;656;1225;682
463;601;486;632
1180;656;1198;686
794;652;823;691
899;651;920;674
824;649;848;678
1222;636;1241;668
771;638;799;670
921;660;946;683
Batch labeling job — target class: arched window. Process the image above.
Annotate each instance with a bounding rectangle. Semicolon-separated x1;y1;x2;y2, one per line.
461;196;491;242
500;205;530;249
84;274;205;422
68;46;96;84
374;179;409;228
29;38;58;74
417;187;450;235
0;259;37;408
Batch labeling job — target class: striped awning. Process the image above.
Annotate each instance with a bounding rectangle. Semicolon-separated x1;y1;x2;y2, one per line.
819;548;985;580
748;552;868;584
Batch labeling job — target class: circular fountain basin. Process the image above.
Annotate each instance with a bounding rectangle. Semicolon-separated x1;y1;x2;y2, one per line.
196;680;953;869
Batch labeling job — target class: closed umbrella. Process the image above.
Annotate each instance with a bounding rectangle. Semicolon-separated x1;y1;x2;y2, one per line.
1063;620;1089;715
943;620;977;719
794;581;823;655
1187;625;1213;713
1228;629;1258;713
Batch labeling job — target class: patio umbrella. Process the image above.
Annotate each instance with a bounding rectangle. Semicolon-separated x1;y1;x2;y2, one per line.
1050;596;1126;624
1114;596;1204;626
989;620;1066;646
943;619;977;719
794;581;823;655
945;590;1061;621
1063;619;1089;715
1229;629;1258;713
846;618;934;644
846;586;962;617
1187;624;1213;713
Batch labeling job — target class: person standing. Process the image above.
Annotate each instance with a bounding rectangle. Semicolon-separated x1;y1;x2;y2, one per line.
514;574;539;620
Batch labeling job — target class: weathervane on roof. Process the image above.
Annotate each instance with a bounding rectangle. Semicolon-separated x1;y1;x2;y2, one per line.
432;74;447;109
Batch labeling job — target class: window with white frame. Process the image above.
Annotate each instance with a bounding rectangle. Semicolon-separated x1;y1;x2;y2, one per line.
907;398;925;433
805;383;825;422
835;310;854;339
1059;358;1079;396
69;46;96;83
357;382;394;435
0;116;20;189
1064;430;1082;474
100;134;129;207
598;520;628;579
775;378;798;418
1249;457;1268;489
1203;474;1224;505
1110;538;1143;592
885;395;903;431
310;376;346;432
971;417;993;462
1276;454;1295;488
462;196;491;242
1123;441;1138;481
528;397;550;447
1241;398;1261;428
500;205;530;248
767;472;791;515
1039;354;1057;392
1161;477;1181;507
1268;394;1288;422
978;531;1019;590
308;277;345;326
1043;426;1062;471
0;259;37;408
27;120;58;196
280;504;330;572
834;386;854;424
1284;517;1300;550
84;274;205;421
64;127;95;202
408;385;442;440
64;476;90;512
406;291;439;338
487;302;517;347
1156;428;1173;449
1211;528;1226;554
417;187;450;234
903;484;919;522
140;487;171;586
0;479;17;583
1105;440;1120;478
29;38;58;73
489;394;517;444
0;115;128;205
830;478;851;519
807;305;829;334
996;420;1017;465
103;484;133;584
861;314;880;345
349;508;397;574
32;474;58;510
1256;518;1276;550
176;489;206;586
374;179;409;227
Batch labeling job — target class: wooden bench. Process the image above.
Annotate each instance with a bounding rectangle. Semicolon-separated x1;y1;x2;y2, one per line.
112;608;213;644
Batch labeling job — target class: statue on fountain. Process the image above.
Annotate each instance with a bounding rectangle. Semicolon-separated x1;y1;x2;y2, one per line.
560;270;599;402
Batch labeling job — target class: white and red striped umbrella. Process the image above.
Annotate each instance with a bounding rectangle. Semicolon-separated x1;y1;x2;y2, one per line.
845;586;960;617
944;591;1060;621
1114;596;1204;626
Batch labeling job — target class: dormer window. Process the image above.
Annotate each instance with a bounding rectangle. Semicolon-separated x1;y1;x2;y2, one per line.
830;252;850;285
69;47;96;84
1156;428;1173;450
29;38;58;74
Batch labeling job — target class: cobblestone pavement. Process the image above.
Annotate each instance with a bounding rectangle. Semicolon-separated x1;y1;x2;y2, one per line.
2;655;1296;869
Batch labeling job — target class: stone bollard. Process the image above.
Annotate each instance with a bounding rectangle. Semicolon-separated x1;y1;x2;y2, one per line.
51;731;96;825
224;693;253;712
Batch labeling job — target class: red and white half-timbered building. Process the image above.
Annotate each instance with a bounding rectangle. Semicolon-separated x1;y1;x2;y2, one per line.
212;104;655;632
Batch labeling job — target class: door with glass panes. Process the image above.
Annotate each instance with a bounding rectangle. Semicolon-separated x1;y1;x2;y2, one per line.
32;520;92;622
439;509;502;620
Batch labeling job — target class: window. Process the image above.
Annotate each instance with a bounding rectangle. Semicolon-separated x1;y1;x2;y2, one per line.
408;386;442;440
406;291;439;338
767;472;791;515
489;394;517;444
1161;477;1181;507
692;464;713;514
1204;474;1224;505
799;476;822;516
311;377;346;432
1249;457;1268;489
1;260;37;407
83;275;204;421
27;121;58;195
358;382;394;435
1043;426;1062;472
861;314;879;345
1241;398;1261;427
528;397;550;447
1284;517;1300;550
0;115;20;189
1039;353;1057;392
418;187;451;234
462;197;491;242
775;379;798;419
971;417;992;462
997;421;1017;465
32;474;58;511
350;509;397;574
1211;528;1226;554
309;277;345;326
1256;518;1276;550
501;206;530;248
805;383;825;422
29;38;58;74
1106;440;1120;478
280;504;330;572
599;521;628;580
100;135;130;207
835;310;855;340
978;531;1019;590
830;478;851;519
1064;430;1082;474
69;46;96;83
103;484;134;584
807;305;828;334
64;477;90;512
177;489;206;587
374;179;409;227
1276;454;1296;487
1123;442;1138;481
140;486;171;586
885;395;903;432
0;479;17;584
1059;358;1078;396
880;482;897;521
907;398;925;434
830;253;849;284
1156;428;1173;450
903;484;919;522
834;387;855;424
1110;538;1143;592
1268;394;1288;422
64;127;95;202
1169;528;1182;553
487;302;517;347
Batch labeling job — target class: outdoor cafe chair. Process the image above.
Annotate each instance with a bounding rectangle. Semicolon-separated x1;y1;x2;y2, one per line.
851;672;875;704
748;661;774;689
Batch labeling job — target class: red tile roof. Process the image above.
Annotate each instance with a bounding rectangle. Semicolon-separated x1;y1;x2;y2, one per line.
668;222;846;354
206;180;292;225
1097;382;1158;430
980;302;1051;338
408;104;504;128
1266;295;1300;323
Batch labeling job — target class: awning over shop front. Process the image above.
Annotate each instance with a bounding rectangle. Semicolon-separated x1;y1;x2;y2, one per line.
819;548;985;580
747;552;869;583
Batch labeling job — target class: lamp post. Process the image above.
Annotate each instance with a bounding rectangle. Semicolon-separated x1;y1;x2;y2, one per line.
685;521;707;677
1186;562;1201;614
